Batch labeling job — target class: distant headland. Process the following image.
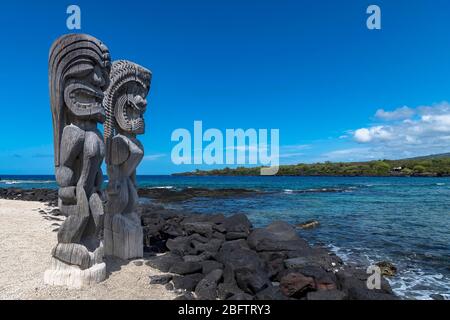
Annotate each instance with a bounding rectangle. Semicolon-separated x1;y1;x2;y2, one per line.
174;153;450;177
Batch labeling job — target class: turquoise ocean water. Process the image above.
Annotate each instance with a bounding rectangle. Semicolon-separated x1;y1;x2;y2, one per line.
1;175;449;300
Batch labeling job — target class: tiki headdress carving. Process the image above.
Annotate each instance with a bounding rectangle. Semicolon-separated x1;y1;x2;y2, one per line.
49;34;111;167
104;60;152;142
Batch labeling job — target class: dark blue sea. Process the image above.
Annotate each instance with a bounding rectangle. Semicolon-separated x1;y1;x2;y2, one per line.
1;175;449;300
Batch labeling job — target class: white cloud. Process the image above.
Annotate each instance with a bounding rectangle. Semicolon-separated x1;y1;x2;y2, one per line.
144;153;166;161
323;147;381;161
375;106;415;121
280;152;305;159
279;144;311;159
347;102;450;159
354;128;371;143
354;126;393;143
281;144;311;151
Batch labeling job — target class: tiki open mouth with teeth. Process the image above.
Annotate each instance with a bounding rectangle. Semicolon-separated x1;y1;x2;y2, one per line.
115;93;146;134
64;81;105;122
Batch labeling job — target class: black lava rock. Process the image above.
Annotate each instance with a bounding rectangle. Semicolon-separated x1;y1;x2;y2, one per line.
149;274;173;285
172;273;205;291
169;261;203;275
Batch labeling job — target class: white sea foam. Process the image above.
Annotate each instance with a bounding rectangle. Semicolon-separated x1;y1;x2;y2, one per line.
327;244;450;300
283;187;353;194
0;180;55;185
389;269;450;300
327;244;353;263
364;183;392;187
150;186;174;189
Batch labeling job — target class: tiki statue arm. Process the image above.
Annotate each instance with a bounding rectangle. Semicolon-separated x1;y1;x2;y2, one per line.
56;125;84;204
107;136;130;195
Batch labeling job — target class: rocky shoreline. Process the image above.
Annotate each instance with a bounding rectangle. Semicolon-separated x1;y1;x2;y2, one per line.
138;187;266;202
0;187;263;206
0;188;58;206
0;187;398;300
142;204;396;300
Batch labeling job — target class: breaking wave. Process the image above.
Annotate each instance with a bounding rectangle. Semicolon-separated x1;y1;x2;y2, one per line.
283;187;355;194
327;244;450;300
0;180;55;185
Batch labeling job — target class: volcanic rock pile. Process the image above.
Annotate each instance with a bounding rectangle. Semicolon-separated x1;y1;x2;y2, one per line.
142;204;397;300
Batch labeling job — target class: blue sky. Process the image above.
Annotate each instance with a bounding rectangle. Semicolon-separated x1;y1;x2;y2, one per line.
1;0;450;174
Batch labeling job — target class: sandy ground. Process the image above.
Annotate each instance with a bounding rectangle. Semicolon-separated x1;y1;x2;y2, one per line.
0;199;177;300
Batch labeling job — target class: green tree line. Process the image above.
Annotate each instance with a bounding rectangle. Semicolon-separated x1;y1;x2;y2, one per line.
175;157;450;177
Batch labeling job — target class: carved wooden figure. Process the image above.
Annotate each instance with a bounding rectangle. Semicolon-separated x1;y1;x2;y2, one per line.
103;60;152;260
45;34;111;288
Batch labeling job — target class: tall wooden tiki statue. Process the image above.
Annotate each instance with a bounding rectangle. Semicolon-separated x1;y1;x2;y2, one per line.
45;34;111;287
103;60;152;260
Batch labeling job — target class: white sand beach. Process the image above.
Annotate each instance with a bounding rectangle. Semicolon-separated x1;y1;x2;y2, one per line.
0;199;177;300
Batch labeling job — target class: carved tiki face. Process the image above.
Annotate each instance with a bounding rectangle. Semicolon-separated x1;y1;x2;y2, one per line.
63;62;110;123
104;60;152;137
49;34;111;167
115;82;148;134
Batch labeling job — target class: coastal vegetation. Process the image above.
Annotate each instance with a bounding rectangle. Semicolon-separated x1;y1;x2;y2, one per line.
174;153;450;177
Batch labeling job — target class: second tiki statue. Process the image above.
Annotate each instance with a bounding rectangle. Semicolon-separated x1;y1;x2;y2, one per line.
103;60;152;260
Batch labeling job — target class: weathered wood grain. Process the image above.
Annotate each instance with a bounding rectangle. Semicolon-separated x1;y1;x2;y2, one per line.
45;34;111;288
103;60;151;260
